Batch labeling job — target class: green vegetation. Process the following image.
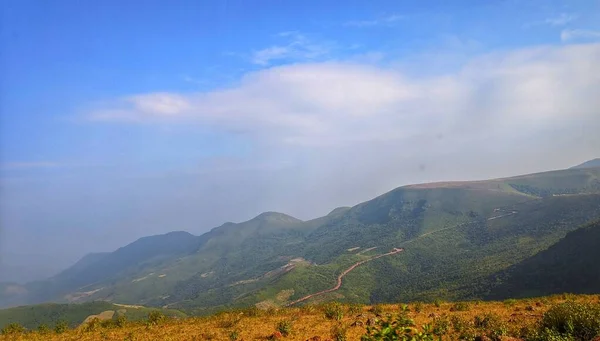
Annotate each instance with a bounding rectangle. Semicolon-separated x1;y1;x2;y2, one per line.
537;301;600;340
324;302;344;321
0;302;185;330
276;319;293;336
486;220;600;299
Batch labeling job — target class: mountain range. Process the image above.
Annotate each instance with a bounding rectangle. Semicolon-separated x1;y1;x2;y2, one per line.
2;160;600;314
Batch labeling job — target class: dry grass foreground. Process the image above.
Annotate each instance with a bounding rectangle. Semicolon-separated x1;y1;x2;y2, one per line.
1;294;599;340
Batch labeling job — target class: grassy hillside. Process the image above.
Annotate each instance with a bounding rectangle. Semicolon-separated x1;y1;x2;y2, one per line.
1;295;598;340
3;167;600;313
0;302;185;330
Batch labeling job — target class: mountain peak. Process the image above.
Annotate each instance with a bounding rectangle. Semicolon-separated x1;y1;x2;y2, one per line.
327;207;351;216
251;212;302;223
571;158;600;169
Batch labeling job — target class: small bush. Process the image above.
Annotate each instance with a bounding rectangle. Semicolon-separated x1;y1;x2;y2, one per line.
37;324;51;334
539;301;600;340
324;302;344;321
115;314;127;328
100;318;115;328
202;331;218;340
228;329;240;341
432;316;450;337
301;305;316;314
1;323;26;335
331;323;347;341
348;303;363;315
370;304;385;316
54;320;69;334
218;315;241;328
450;302;470;312
83;317;101;332
243;306;262;317
276;319;293;337
361;313;438;341
474;313;508;338
451;315;476;340
433;299;444;308
413;301;424;313
147;310;166;325
503;299;518;307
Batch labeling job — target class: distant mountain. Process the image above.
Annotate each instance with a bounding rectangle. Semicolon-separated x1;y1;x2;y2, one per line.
484;220;600;299
2;167;600;312
6;231;200;307
570;158;600;169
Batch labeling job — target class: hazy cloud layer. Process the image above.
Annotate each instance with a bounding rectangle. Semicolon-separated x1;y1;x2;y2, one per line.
90;43;600;149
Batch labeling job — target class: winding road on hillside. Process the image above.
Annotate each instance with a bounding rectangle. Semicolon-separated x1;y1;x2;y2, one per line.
286;248;404;306
287;208;520;306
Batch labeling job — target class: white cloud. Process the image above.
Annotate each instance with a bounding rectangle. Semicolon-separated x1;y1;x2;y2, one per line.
250;33;331;66
561;29;600;41
88;43;600;150
545;13;577;26
344;14;405;27
524;13;577;28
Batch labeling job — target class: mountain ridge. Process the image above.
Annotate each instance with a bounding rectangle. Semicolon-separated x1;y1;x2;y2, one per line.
2;166;600;311
570;158;600;169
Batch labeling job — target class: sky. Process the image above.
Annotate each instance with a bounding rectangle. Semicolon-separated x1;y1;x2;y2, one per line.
1;0;600;282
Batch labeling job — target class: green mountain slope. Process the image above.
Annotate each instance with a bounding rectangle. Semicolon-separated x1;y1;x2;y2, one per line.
168;168;600;313
0;301;185;330
2;167;600;313
484;220;600;299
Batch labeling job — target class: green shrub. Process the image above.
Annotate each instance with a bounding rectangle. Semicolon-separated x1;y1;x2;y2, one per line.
147;310;166;325
276;319;293;337
83;317;101;332
228;329;240;341
348;303;364;315
474;313;508;338
324;302;344;321
54;320;69;334
432;316;450;337
1;323;26;335
243;306;262;317
450;302;470;312
99;318;115;328
361;313;437;341
433;299;444;308
37;324;51;334
451;315;476;340
539;301;600;340
370;304;385;316
413;302;424;313
300;305;316;314
115;314;128;328
503;299;518;307
331;323;347;341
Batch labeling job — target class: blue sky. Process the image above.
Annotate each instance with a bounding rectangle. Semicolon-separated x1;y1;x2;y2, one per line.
1;0;600;282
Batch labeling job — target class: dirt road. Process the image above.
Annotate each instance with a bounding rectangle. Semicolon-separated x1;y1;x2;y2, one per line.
286;248;404;306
